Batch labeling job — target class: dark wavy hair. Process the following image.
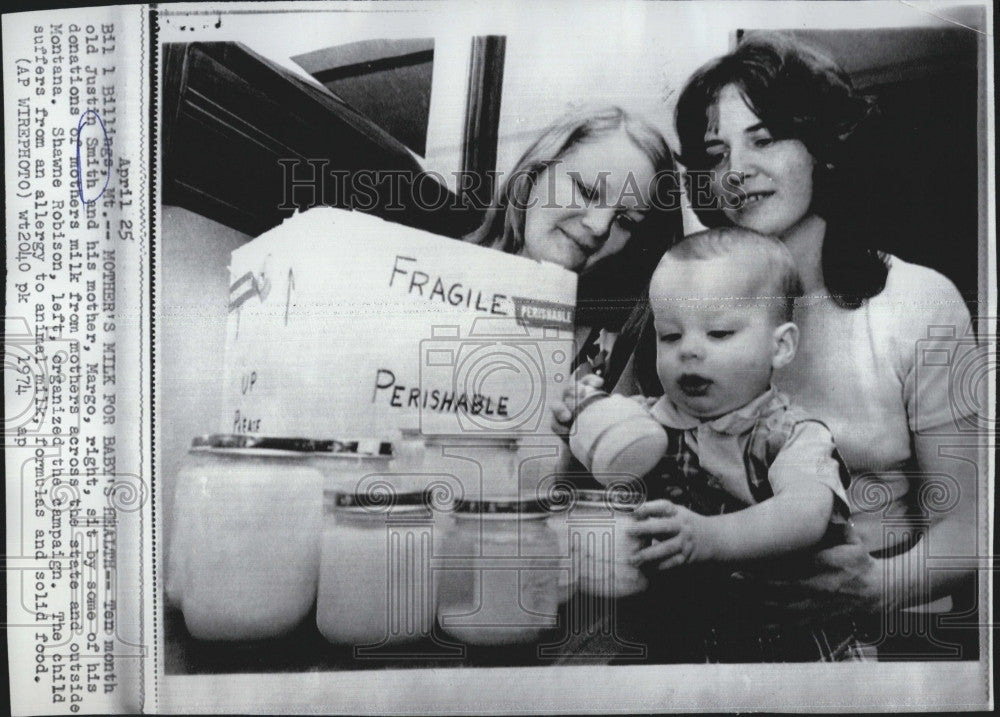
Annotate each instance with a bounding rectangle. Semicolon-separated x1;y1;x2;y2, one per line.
606;34;889;392
675;32;888;309
466;105;684;329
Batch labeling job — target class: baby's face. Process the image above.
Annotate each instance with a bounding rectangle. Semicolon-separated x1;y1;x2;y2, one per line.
650;255;781;420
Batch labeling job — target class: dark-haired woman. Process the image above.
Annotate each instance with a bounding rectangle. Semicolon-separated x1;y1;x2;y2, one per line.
593;34;980;661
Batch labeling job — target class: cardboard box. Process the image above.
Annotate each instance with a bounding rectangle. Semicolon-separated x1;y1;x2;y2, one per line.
221;208;578;439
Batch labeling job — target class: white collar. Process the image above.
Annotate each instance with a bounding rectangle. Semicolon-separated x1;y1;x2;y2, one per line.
648;386;783;436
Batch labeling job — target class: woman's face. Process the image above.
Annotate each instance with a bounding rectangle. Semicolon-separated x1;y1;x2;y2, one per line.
522;130;656;273
704;85;816;237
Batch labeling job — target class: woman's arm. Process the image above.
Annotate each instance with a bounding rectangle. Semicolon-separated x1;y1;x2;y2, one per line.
742;425;981;624
749;268;983;623
875;427;980;610
870;270;982;609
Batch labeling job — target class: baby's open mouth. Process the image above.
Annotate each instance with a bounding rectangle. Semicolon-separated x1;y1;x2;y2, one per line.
678;374;712;396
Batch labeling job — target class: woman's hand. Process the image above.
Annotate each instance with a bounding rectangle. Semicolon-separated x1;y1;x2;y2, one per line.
549;373;605;435
735;539;888;628
733;430;979;631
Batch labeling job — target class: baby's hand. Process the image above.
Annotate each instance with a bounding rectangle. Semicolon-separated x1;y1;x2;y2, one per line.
549;373;605;434
628;500;715;570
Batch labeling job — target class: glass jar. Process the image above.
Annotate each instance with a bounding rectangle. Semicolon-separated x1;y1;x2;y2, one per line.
539;482;596;602
571;488;649;599
422;435;520;500
165;447;214;609
307;439;393;493
316;487;443;647
437;497;560;646
392;428;426;470
170;435;324;641
568;394;668;481
514;435;566;497
387;428;431;493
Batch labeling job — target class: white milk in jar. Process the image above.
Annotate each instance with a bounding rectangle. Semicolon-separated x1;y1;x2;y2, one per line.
173;435;323;641
573;487;649;599
393;428;426;470
569;394;668;482
540;484;607;601
317;487;443;647
515;435;566;496
437;497;560;646
422;436;519;500
388;428;431;493
165;448;207;609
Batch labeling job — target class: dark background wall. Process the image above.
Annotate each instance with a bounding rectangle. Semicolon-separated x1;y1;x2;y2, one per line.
744;26;984;319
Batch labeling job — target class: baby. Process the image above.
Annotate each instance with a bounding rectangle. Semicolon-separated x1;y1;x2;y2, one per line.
562;227;852;570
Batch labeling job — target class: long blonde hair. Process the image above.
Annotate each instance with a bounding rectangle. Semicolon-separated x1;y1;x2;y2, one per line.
466;105;675;259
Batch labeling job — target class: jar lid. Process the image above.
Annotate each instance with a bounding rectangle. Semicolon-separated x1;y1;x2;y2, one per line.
539;485;642;514
453;496;548;517
324;488;430;513
190;434;391;456
312;439;393;457
572;488;612;505
424;435;519;448
190;434;314;452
